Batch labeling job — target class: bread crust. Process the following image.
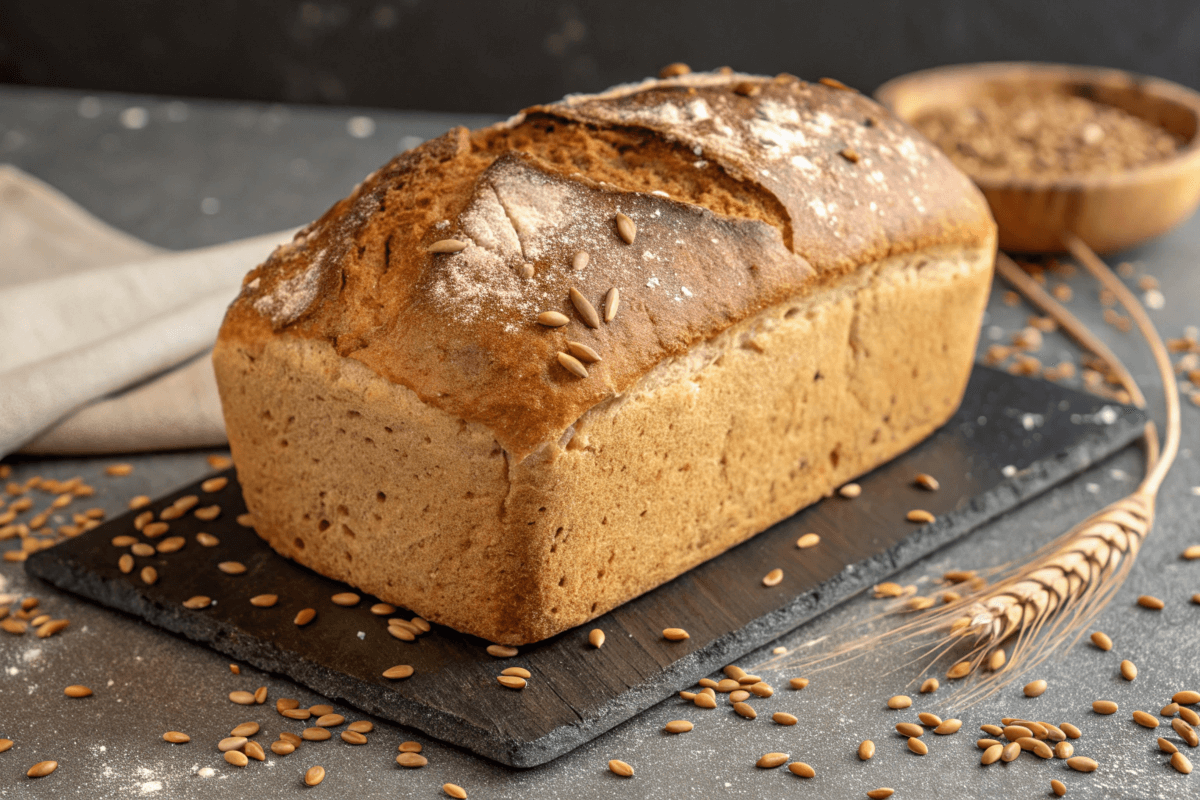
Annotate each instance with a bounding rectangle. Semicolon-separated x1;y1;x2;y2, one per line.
217;71;993;460
214;71;997;643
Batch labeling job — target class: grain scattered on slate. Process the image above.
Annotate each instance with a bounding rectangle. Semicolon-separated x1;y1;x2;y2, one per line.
1025;679;1048;697
788;762;815;778
162;731;190;743
486;644;518;657
609;759;634;777
229;691;256;705
396;752;428;768
858;740;875;760
304;765;325;786
664;720;693;733
887;695;912;709
1137;594;1165;609
382;664;414;679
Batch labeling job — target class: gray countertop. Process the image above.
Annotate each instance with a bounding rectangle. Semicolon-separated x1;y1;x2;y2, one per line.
1;85;1198;799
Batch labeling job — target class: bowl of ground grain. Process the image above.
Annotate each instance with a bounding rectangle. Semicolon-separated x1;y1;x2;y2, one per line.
876;62;1200;253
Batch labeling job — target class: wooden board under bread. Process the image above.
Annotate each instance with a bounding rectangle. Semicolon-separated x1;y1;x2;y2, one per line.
25;366;1144;767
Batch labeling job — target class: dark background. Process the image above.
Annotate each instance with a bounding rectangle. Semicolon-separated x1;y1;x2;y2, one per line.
2;0;1200;113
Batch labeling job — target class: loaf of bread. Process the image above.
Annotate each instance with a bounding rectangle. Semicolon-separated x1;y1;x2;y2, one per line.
213;70;996;645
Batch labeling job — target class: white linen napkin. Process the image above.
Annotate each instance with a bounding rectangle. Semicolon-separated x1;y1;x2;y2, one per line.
0;165;296;457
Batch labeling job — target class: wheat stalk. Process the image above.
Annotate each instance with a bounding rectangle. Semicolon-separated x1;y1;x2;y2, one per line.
759;242;1181;701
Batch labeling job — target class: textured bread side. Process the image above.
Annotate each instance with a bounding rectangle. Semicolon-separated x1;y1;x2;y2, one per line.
214;239;992;644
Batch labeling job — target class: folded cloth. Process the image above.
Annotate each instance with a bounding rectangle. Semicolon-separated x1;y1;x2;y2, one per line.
0;165;296;458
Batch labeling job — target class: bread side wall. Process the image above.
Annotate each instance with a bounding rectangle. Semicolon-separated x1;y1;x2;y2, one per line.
500;242;994;641
212;336;544;641
214;241;992;644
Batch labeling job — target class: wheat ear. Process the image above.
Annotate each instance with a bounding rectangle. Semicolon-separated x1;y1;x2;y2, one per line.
759;244;1180;701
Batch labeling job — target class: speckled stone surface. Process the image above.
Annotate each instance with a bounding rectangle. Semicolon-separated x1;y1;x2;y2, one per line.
1;86;1199;798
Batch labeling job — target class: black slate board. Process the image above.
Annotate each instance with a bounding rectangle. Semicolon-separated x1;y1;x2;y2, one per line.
26;366;1145;767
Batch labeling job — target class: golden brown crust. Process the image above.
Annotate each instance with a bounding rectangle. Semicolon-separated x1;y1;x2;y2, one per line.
217;70;993;460
215;242;994;644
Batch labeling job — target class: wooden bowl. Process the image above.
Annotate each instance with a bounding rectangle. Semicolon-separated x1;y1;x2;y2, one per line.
875;62;1200;254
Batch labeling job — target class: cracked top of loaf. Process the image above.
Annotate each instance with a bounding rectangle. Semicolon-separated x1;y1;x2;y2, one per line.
217;70;995;460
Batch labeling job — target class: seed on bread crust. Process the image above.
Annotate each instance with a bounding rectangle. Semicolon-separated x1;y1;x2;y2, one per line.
658;63;691;78
569;288;601;328
557;352;589;378
603;288;620;322
428;239;468;254
567;342;602;363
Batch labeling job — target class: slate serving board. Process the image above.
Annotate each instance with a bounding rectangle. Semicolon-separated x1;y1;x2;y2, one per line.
26;366;1145;767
